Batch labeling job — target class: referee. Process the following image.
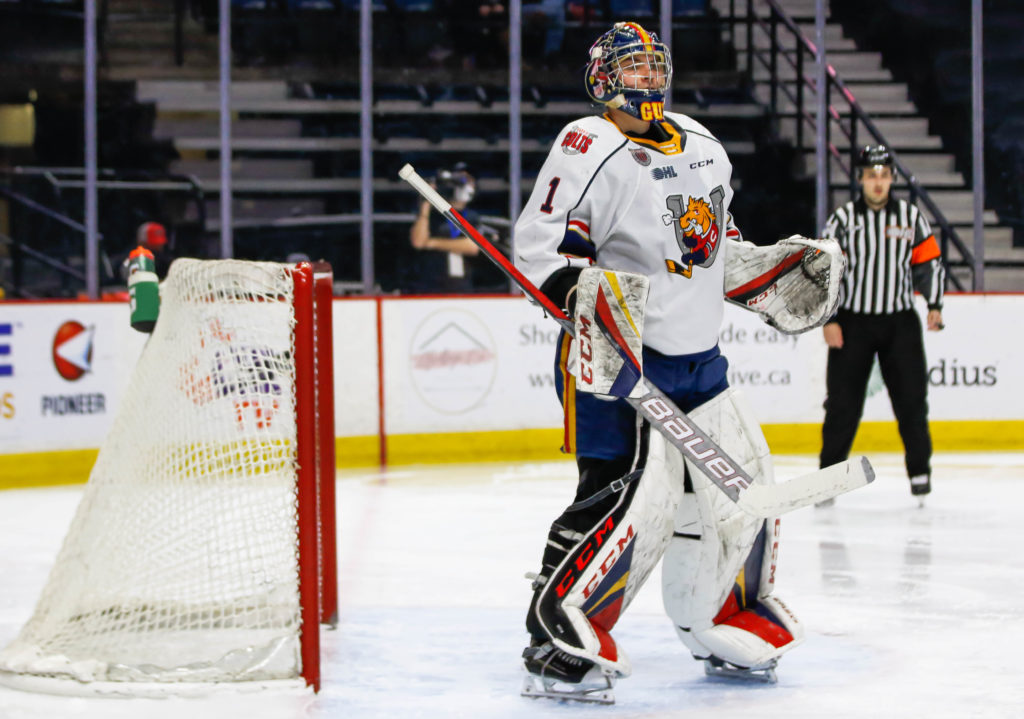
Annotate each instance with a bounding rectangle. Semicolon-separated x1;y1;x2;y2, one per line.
819;145;945;502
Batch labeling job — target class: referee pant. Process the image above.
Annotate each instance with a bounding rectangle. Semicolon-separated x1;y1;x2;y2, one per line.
820;309;932;479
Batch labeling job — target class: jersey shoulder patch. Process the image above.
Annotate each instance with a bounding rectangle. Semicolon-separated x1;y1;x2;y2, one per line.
553;115;627;163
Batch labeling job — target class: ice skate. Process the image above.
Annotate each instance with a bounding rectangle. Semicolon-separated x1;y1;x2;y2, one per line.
702;655;779;684
520;640;617;704
910;474;931;507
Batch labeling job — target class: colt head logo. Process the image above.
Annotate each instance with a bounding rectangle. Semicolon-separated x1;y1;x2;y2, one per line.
661;186;726;277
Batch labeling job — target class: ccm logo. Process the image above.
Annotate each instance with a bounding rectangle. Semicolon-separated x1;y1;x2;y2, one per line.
690;159;714;169
581;524;635;600
746;284;778;307
556;515;624;598
577;315;594;386
640;397;749;490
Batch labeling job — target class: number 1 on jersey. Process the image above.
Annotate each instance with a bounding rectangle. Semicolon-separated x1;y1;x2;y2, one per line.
539;177;561;214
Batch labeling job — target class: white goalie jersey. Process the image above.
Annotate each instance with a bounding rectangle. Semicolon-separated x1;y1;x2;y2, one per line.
515;111;742;357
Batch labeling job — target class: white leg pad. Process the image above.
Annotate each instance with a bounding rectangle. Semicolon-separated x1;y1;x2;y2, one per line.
679;595;804;668
661;388;804;668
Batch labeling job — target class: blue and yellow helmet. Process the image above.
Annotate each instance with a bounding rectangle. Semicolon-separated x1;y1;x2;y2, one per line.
585;22;673;122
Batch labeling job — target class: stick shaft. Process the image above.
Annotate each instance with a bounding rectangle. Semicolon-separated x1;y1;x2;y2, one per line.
398;163;871;516
399;163;571;330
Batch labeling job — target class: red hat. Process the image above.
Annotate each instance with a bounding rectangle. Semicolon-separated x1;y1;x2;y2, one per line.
137;222;167;249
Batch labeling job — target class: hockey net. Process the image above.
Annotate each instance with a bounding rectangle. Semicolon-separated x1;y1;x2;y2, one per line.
0;259;336;696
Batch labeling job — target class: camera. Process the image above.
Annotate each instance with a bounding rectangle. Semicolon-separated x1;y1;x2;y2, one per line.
435;162;476;204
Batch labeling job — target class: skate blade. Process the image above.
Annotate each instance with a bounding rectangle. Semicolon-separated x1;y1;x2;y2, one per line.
521;672;615;705
703;659;778;684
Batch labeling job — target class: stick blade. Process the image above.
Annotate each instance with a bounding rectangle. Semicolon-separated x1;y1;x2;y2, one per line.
740;456;875;517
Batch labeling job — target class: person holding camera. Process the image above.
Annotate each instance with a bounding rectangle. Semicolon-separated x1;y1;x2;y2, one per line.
407;163;481;293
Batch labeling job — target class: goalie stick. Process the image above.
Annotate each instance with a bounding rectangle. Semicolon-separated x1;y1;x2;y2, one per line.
398;163;873;517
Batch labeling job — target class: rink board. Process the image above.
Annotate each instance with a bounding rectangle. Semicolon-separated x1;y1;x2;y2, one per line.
0;293;1020;486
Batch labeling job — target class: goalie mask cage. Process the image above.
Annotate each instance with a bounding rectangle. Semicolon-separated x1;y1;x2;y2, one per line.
0;259;337;696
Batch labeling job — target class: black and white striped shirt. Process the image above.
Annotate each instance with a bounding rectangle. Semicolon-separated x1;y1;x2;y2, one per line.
823;198;945;314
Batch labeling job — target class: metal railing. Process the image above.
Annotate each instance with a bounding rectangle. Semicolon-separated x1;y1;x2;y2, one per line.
731;0;979;290
0;232;87;299
0;183;105;298
0;168;207;298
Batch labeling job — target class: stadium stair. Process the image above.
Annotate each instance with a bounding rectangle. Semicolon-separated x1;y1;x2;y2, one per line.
717;0;1024;290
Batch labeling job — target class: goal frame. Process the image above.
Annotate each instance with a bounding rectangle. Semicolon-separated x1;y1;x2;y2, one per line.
294;261;338;693
0;260;338;696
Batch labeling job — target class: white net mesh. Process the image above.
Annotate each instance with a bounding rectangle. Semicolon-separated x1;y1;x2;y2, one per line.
0;260;307;688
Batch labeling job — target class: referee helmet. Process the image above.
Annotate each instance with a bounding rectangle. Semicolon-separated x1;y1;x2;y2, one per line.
858;145;896;178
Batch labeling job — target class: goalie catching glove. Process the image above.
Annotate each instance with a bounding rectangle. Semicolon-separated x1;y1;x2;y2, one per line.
725;236;845;335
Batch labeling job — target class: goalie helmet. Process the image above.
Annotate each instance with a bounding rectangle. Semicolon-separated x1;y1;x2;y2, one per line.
585;22;673;121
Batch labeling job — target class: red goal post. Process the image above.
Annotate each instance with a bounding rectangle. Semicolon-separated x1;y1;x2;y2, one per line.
295;260;339;691
296;260;339;692
0;259;337;696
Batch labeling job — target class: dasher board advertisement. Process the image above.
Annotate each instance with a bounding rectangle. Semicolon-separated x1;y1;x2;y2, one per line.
0;303;147;453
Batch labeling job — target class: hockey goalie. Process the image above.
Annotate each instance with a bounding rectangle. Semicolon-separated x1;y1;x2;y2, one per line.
511;20;848;704
518;243;840;702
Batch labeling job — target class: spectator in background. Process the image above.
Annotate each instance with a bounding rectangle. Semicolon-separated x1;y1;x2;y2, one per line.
524;0;566;67
107;221;173;297
818;145;945;505
136;222;174;279
407;163;481;293
445;0;508;69
114;221;173;287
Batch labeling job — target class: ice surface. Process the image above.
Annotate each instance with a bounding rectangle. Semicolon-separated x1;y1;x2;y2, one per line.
2;453;1023;718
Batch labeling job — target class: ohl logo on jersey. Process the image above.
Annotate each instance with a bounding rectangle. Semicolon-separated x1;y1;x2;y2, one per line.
661;186;726;278
561;126;596;155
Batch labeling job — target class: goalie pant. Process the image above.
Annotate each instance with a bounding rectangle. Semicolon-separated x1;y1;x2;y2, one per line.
527;388;803;677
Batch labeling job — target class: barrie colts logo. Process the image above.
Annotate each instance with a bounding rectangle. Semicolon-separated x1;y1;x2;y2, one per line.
651;166;677;181
661;186;727;278
561;126;596;155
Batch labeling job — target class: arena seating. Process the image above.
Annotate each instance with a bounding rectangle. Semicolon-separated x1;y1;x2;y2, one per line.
2;1;821;296
18;1;1020;297
832;0;1024;247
